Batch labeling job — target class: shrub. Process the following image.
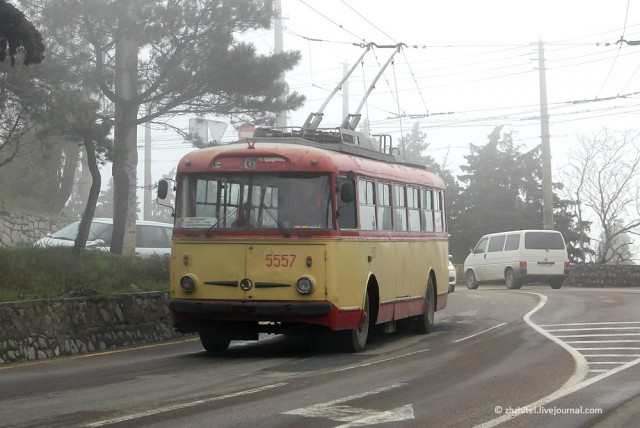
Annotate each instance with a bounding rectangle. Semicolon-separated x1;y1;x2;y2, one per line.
0;246;169;302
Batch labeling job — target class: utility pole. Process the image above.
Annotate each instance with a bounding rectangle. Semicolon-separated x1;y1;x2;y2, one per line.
143;118;151;220
274;0;287;128
538;40;554;230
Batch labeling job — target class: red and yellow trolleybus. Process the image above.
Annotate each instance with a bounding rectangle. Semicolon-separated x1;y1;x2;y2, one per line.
159;126;449;352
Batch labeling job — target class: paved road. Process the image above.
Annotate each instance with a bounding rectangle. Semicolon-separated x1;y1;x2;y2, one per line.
1;286;639;427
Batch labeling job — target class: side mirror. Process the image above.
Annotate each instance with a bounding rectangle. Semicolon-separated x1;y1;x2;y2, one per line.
340;182;355;203
157;179;169;200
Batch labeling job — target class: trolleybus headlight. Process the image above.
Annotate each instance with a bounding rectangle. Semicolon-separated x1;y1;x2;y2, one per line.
296;276;314;295
180;275;197;293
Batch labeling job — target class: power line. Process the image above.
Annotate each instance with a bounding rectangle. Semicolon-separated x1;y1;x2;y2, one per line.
596;0;633;97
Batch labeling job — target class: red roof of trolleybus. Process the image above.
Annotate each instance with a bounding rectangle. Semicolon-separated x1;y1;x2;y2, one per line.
176;140;446;188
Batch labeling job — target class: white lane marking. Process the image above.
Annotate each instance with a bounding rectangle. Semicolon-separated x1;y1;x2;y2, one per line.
521;293;590;389
540;321;640;327
284;383;415;426
576;347;640;350
329;349;430;373
86;383;287;427
565;340;640;344
582;354;640;357
475;292;640;427
546;326;640;332
452;323;508;343
556;333;640;338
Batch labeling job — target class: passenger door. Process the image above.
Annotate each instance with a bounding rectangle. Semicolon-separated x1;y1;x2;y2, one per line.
485;235;506;281
465;237;489;280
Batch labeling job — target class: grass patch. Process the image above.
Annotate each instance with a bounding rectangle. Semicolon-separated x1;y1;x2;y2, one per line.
0;246;169;302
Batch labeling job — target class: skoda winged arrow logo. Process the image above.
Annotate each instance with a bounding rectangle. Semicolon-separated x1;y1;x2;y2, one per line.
240;278;253;291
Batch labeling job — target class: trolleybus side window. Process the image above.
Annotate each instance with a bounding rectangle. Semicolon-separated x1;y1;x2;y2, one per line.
358;179;376;230
421;188;435;232
377;182;392;231
393;184;407;232
337;176;357;229
407;186;421;231
434;190;444;233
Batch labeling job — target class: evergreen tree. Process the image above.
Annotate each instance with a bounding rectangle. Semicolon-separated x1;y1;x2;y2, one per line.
451;126;587;262
18;0;305;255
0;0;45;66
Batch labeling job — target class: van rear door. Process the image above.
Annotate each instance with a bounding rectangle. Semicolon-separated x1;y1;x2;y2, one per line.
523;231;567;275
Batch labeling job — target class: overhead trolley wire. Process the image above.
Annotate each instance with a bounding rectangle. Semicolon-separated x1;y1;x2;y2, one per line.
596;0;633;97
297;0;366;43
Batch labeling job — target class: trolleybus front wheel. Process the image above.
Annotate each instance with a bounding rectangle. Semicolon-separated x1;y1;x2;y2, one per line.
338;293;370;352
199;326;231;353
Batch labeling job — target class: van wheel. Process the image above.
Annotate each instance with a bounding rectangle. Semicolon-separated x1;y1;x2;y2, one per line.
199;327;231;353
550;279;564;289
505;269;522;289
338;293;369;352
466;271;479;289
415;277;435;334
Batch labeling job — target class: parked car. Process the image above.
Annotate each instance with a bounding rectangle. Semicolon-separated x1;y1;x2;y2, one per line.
448;256;457;293
35;218;173;258
463;229;569;289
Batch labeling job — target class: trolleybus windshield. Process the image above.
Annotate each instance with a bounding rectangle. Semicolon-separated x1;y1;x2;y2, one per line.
176;173;334;231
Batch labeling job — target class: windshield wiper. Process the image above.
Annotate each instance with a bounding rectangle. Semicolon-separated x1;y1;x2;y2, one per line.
260;203;291;237
205;206;247;237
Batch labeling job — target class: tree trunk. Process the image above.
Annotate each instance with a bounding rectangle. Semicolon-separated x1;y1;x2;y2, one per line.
54;142;81;213
110;2;139;256
73;140;101;257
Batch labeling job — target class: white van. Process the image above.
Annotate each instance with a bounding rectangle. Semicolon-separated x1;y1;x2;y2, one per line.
463;230;569;289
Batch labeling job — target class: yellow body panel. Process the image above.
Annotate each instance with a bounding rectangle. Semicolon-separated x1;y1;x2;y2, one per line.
171;236;448;313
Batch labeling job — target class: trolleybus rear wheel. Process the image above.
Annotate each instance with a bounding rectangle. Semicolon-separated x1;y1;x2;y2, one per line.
415;277;435;334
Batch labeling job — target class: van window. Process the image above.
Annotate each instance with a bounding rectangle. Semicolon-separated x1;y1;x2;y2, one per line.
505;234;520;251
525;232;565;250
474;237;489;254
488;235;506;252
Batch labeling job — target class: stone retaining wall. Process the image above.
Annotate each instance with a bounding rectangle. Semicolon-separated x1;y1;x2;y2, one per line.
0;211;68;247
565;264;640;287
2;264;638;365
0;291;182;365
453;263;640;288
